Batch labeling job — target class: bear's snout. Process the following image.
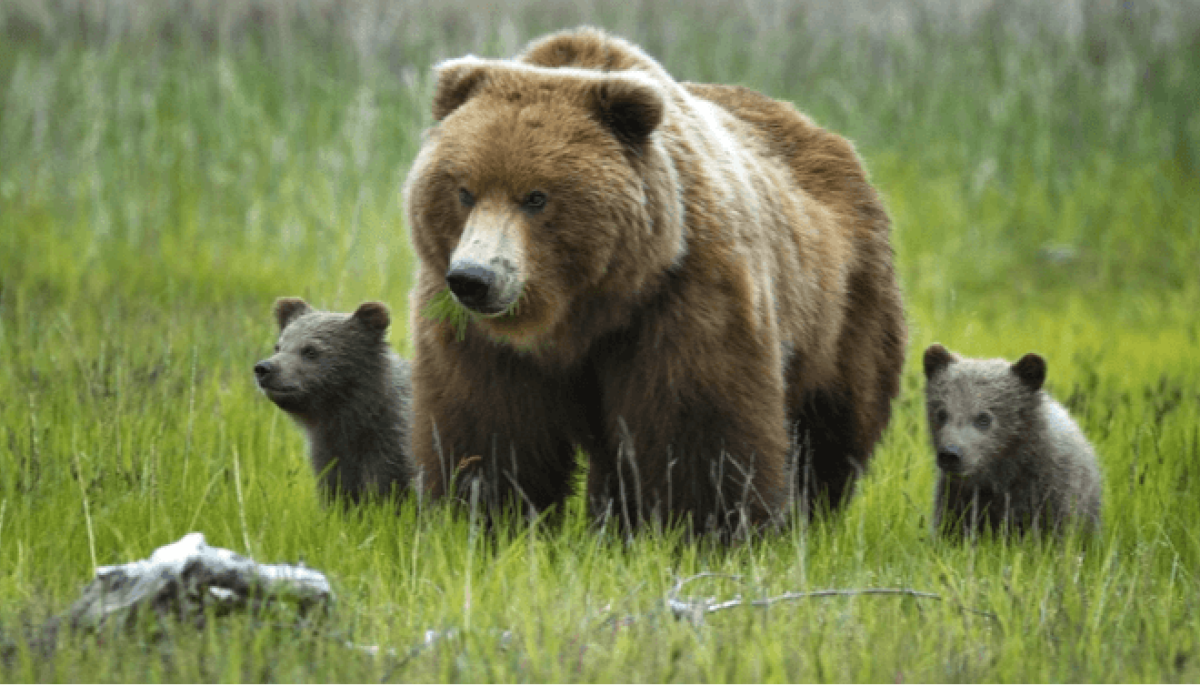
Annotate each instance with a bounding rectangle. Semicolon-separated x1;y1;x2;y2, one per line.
446;261;497;311
446;259;518;316
937;445;964;473
254;359;275;381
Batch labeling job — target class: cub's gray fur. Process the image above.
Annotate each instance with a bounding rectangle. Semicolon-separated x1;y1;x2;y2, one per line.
254;298;414;503
923;343;1101;538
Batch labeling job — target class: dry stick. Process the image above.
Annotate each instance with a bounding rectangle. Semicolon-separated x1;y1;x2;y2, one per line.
666;573;997;623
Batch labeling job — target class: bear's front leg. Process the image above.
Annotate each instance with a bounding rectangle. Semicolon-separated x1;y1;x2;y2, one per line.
411;330;588;518
588;343;792;539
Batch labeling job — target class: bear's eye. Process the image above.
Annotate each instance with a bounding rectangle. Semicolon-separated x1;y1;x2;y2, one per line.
973;412;992;431
934;408;949;425
458;188;475;208
523;190;548;212
300;345;320;360
273;343;281;353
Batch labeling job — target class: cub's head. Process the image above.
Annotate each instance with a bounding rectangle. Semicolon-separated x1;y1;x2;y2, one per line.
254;298;391;417
922;343;1047;477
404;49;685;351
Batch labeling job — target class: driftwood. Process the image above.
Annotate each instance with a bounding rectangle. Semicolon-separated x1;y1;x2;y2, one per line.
66;532;332;632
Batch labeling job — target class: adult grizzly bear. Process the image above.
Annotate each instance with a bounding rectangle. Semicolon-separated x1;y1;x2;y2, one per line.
404;27;905;538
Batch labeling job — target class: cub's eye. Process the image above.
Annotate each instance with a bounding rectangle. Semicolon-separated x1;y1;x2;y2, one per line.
273;343;281;353
973;412;992;431
300;345;320;360
458;188;475;208
523;190;547;211
934;408;949;425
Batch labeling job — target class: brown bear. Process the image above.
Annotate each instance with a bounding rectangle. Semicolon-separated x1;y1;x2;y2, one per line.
923;344;1102;538
403;27;906;538
254;298;414;504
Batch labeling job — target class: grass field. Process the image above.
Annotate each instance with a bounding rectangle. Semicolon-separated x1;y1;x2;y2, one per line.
2;0;1199;681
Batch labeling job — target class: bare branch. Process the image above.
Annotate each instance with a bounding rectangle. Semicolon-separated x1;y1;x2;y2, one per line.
666;573;997;624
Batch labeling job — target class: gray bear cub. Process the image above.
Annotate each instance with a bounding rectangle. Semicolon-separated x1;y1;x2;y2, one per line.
255;297;414;503
923;343;1101;538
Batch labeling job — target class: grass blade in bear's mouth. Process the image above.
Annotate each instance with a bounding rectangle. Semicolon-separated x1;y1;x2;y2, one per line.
470;303;510;318
464;296;519;319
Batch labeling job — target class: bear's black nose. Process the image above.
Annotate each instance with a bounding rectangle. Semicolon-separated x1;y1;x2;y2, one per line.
253;360;274;380
446;261;497;312
937;446;963;473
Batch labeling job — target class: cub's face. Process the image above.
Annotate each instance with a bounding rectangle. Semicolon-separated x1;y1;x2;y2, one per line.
922;344;1046;477
254;299;390;416
404;58;679;349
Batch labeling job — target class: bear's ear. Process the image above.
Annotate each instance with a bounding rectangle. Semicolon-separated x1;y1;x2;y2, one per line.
274;297;312;331
1011;352;1046;392
352;302;390;336
432;56;490;121
588;74;665;148
923;343;956;380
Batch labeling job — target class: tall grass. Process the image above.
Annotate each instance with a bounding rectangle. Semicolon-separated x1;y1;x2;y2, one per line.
1;0;1198;681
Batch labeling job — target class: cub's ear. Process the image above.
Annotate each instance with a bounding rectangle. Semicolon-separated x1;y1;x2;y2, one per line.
432;56;490;121
274;297;312;331
589;73;665;148
352;302;391;336
923;343;956;380
1011;352;1046;392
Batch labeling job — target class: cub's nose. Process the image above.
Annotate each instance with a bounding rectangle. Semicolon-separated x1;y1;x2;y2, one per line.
446;261;498;312
937;446;964;473
253;360;274;381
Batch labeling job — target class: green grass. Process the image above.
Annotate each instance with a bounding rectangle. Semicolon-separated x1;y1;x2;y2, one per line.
2;0;1198;681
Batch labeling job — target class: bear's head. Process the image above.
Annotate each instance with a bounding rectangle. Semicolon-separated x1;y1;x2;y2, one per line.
254;298;391;418
404;53;686;355
923;343;1047;478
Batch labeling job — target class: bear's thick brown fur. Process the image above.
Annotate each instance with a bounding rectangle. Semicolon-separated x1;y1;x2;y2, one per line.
254;298;414;504
403;27;906;537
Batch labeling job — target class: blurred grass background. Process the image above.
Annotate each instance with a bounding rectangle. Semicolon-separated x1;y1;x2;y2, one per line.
1;0;1198;681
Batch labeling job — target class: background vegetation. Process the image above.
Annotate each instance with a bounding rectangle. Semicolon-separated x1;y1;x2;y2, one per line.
1;0;1198;681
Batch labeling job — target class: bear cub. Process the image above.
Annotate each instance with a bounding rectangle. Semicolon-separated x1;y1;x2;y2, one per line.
923;343;1101;538
254;297;414;503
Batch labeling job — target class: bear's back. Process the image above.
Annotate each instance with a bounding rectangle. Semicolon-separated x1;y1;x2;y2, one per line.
1037;398;1102;525
682;82;887;238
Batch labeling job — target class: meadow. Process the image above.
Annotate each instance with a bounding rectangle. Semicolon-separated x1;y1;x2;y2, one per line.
1;0;1198;681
